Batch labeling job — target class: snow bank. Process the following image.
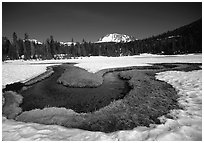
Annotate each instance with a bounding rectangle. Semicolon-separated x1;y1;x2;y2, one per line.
2;62;60;87
154;70;202;140
2;54;202;140
2;117;116;141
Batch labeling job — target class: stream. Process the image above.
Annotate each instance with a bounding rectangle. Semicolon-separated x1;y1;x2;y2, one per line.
19;64;131;113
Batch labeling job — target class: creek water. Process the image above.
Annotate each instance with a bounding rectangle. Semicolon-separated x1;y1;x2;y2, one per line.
19;64;131;113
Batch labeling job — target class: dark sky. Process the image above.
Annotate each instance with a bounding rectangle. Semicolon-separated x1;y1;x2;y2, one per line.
2;2;202;42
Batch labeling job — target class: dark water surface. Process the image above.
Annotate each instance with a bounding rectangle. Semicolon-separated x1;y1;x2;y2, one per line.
19;64;131;113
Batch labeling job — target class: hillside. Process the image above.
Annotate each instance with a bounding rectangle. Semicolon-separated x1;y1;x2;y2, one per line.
151;19;201;40
124;18;202;55
142;18;202;54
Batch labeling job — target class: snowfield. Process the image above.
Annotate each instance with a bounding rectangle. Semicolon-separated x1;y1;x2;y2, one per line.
2;54;202;141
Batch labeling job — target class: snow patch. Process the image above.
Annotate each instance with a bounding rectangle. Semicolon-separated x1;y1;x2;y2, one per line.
2;62;61;87
59;41;76;46
23;39;42;45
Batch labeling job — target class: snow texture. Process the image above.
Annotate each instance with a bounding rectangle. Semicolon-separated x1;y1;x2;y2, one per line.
97;33;136;43
59;41;76;46
2;61;60;87
23;39;42;45
155;70;202;141
2;54;202;141
73;54;201;73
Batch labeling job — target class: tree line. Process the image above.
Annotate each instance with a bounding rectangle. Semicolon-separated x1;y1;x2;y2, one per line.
2;19;201;61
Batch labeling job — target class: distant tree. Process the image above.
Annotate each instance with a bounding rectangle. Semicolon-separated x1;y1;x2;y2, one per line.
2;37;11;60
30;41;35;59
76;42;81;57
45;38;52;59
13;32;17;43
70;38;76;57
82;38;85;43
12;32;19;59
23;33;31;59
49;35;56;57
23;41;27;60
24;33;29;40
7;32;19;59
98;44;102;56
17;39;25;58
81;39;87;56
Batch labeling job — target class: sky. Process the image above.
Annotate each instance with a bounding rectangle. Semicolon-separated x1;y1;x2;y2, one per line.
2;2;202;43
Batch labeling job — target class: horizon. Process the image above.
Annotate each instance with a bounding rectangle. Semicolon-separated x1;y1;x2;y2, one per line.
2;2;202;43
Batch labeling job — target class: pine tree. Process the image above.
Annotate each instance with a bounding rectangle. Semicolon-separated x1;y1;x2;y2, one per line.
7;32;18;59
2;37;11;60
23;33;31;59
45;38;52;59
17;39;25;58
49;35;56;57
81;39;87;56
76;42;81;57
70;38;75;57
30;42;35;59
24;33;29;40
12;32;19;59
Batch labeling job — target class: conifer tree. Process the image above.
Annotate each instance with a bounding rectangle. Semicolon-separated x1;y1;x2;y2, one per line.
23;33;31;59
8;32;19;59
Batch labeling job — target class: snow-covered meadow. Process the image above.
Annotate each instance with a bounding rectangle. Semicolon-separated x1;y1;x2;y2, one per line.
2;54;202;141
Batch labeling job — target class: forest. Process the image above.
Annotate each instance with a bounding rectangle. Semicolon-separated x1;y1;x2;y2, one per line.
2;19;201;61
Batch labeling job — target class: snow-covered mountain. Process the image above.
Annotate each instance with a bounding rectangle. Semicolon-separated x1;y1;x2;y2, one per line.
60;41;76;46
96;33;136;43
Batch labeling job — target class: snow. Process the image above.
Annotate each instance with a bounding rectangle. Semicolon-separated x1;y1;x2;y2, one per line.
59;41;76;46
73;54;201;73
155;70;202;141
96;33;135;43
2;117;116;141
23;39;42;45
2;54;202;141
2;61;60;87
3;54;201;78
168;35;181;39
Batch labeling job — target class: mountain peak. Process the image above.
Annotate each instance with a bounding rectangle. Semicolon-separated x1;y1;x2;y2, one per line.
96;33;136;43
